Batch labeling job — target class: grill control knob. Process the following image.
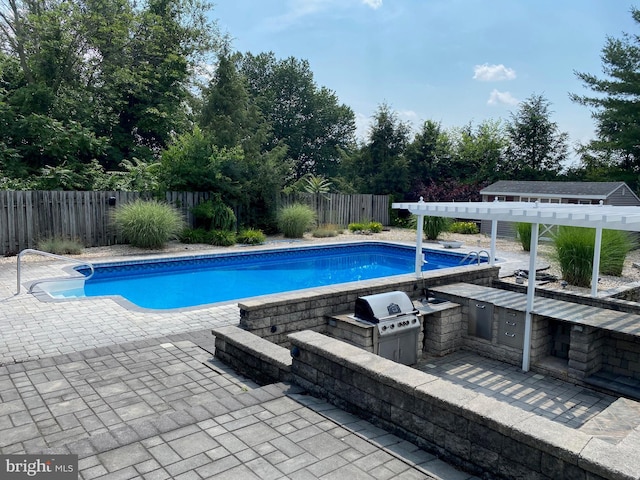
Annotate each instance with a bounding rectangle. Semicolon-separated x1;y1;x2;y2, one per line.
381;325;387;331
412;318;417;324
390;324;395;329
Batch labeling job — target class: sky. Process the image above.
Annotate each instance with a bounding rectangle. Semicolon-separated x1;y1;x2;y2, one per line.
212;0;638;157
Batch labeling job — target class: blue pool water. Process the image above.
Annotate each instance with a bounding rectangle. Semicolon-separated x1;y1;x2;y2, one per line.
55;242;483;310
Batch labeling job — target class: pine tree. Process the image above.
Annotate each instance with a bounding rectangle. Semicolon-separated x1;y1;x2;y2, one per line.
571;7;640;171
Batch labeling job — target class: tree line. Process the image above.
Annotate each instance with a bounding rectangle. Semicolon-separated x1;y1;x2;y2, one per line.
0;1;639;229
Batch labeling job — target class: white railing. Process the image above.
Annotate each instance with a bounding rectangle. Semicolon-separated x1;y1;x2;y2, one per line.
16;249;95;294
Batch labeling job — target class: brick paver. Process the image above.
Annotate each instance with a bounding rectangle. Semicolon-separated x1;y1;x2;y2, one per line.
417;350;617;429
0;319;465;479
5;252;636;478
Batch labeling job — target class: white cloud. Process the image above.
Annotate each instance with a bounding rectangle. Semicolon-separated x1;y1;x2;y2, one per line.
399;109;418;122
362;0;382;9
354;112;370;142
265;0;381;29
487;89;518;106
473;63;516;82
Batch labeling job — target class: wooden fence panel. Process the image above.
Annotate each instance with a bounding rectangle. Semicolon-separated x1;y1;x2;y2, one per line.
277;192;389;226
0;191;391;255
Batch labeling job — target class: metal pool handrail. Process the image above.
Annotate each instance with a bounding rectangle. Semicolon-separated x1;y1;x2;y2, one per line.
16;248;95;295
459;250;491;265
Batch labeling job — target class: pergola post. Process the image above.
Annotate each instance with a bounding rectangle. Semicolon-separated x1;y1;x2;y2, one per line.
522;222;539;372
489;219;497;266
591;227;603;297
415;214;424;278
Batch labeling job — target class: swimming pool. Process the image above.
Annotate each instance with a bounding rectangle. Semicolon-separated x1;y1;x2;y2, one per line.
41;242;485;310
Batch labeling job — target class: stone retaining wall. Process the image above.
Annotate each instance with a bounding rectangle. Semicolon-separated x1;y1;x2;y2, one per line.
211;325;292;385
239;265;499;346
211;325;639;479
288;330;638;480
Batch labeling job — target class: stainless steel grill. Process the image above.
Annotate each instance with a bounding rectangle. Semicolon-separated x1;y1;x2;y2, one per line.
354;291;421;365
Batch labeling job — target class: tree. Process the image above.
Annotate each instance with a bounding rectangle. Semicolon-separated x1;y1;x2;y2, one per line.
571;7;640;172
405;120;454;186
88;0;216;167
454;119;507;185
198;45;294;229
0;0;217;186
501;94;569;180
237;52;356;180
344;103;411;198
200;43;266;153
158;126;242;195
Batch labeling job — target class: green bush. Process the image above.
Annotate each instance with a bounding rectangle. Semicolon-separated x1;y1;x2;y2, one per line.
409;215;451;240
112;199;185;249
600;229;635;275
179;228;209;244
207;229;236;246
348;221;383;233
452;221;477;234
312;227;338;238
237;228;266;245
516;222;532;252
191;197;236;231
553;227;634;287
391;211;413;229
37;237;83;255
277;204;316;238
368;221;383;233
449;221;479;235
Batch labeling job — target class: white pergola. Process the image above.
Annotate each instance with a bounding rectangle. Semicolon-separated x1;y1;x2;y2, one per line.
393;199;640;371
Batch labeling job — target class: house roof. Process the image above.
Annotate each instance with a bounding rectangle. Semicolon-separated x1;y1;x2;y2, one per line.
480;181;629;199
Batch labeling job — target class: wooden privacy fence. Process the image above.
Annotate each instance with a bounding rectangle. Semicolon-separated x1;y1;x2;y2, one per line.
279;193;390;227
0;191;390;256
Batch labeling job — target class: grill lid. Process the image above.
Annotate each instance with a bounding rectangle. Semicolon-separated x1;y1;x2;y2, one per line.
354;291;417;323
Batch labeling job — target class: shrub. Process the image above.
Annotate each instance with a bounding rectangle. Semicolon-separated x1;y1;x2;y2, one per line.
409;215;451;240
391;210;413;229
207;229;236;246
179;228;209;244
368;221;383;233
348;221;382;234
37;237;83;255
552;227;634;287
191;197;236;231
516;222;532;252
312;227;338;238
237;228;266;245
600;229;635;275
277;203;316;238
348;222;366;232
112;199;184;249
449;221;479;235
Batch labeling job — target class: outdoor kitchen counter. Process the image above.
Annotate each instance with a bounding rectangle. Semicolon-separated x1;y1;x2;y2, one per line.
415;299;460;314
431;282;640;337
